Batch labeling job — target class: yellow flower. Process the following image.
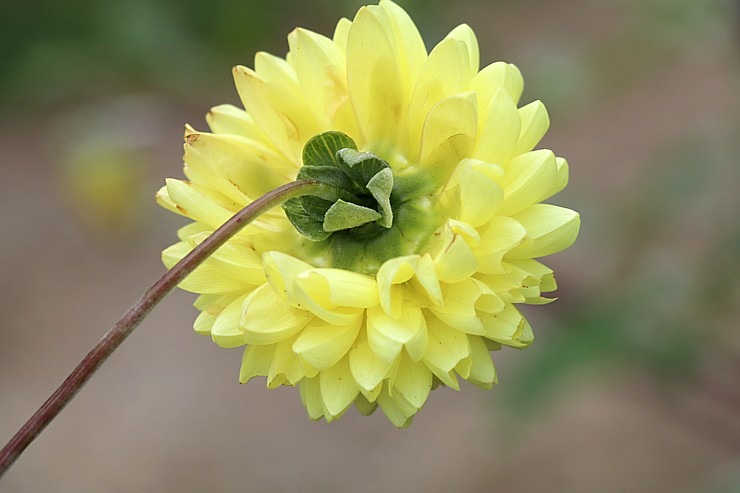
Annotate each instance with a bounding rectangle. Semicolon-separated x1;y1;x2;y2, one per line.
157;0;580;427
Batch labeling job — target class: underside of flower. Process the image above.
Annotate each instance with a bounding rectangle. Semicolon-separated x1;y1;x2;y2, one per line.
157;0;580;427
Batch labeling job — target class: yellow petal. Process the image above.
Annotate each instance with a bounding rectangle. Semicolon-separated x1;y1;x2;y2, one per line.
423;316;470;389
184;130;292;200
471;61;523;110
379;0;427;90
301;269;379;308
445;24;479;79
185;232;266;286
366;301;428;362
507;205;581;259
347;6;405;152
299;376;326;420
319;356;360;416
462;335;496;389
455;159;505;227
293;271;367;325
205;104;266;141
354;393;378;415
241;284;313;344
377;255;442;317
193;310;217;336
332;18;352;50
418;92;478;184
499;149;560;216
162;241;249;294
473;88;521;166
429;278;501;335
433;231;478;283
262;251;314;303
553;156;570;196
287;28;344;125
239;344;276;384
164;178;233;230
407;38;471;155
474;216;527;274
514;100;550;155
349;329;394;392
211;293;249;348
377;385;417;428
233;64;321;161
479;302;526;343
391;352;432;409
268;335;305;388
292;316;362;371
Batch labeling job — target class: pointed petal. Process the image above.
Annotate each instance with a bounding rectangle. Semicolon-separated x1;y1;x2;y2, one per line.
299;376;326;420
268;335;305;388
471;61;523;110
239;344;276;384
391;352;432;409
367;301;427;362
515;100;550;155
347;6;405;150
434;228;479;283
446;24;479;78
211;293;249;348
473;88;521;166
474;216;527;274
293;316;362;371
319;356;360;417
241;284;313;344
507;205;581;259
418;92;478;184
498;149;559;215
464;335;496;389
349;329;395;391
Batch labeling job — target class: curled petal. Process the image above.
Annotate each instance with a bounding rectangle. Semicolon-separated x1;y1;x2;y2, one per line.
471;61;524;110
319;356;360;417
508;205;581;259
349;329;395;392
293;314;362;371
367;300;428;362
347;6;406;151
499;150;560;216
514;100;550;155
390;352;433;409
473;88;521;166
211;293;249;348
377;255;442;317
240;284;313;345
474;216;527;274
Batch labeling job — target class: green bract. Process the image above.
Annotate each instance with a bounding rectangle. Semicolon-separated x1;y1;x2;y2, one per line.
283;131;441;275
283;131;395;240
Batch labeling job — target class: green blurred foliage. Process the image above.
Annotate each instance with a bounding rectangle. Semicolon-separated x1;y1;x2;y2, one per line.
0;0;472;110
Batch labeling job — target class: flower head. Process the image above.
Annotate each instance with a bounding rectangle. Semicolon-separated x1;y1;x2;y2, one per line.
157;0;580;427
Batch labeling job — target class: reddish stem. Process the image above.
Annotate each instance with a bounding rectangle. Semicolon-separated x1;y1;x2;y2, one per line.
0;179;325;477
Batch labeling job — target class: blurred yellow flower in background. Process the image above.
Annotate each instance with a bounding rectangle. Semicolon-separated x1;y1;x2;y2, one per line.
157;0;579;427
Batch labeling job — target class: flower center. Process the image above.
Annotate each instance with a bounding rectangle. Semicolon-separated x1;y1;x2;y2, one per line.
283;131;443;275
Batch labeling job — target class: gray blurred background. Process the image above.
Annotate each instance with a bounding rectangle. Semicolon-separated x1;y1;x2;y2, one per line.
1;0;739;491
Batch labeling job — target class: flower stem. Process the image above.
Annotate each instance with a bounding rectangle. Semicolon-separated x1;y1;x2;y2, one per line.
0;179;328;478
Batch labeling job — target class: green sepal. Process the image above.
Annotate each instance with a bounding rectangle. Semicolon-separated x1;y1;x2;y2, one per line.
365;167;394;228
323;200;382;232
297;165;355;196
337;148;390;194
300;196;334;221
282;197;331;241
302;131;357;168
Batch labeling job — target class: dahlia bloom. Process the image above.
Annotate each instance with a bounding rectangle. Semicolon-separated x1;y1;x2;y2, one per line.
157;0;579;427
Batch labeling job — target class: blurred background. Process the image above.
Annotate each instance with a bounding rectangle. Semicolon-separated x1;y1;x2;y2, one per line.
1;0;739;491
